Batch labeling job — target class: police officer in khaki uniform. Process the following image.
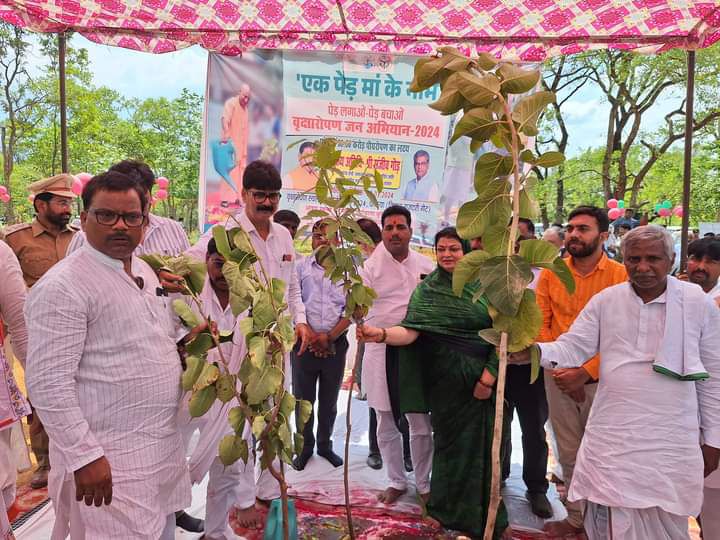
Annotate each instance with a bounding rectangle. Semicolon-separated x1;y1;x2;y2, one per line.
3;173;77;489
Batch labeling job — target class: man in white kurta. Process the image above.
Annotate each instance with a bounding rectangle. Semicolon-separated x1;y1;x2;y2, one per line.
190;160;309;528
0;241;30;539
514;226;720;539
360;205;435;504
25;172;191;539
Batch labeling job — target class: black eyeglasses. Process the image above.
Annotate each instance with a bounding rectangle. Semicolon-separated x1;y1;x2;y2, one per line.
90;209;147;228
249;190;281;204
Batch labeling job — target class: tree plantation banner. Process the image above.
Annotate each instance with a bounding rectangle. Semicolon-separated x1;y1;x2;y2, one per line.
201;50;464;244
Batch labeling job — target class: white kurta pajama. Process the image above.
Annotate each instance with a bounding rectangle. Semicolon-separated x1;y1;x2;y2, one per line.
190;210;306;506
537;277;720;539
25;245;191;540
360;243;435;493
0;242;30;540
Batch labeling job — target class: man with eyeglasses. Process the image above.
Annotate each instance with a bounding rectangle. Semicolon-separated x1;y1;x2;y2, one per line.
25;171;192;539
187;160;310;529
3;173;78;490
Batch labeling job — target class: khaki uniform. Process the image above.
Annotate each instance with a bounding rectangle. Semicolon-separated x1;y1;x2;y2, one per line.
4;220;77;287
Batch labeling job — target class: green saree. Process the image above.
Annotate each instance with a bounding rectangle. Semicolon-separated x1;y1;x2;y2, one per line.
399;267;509;539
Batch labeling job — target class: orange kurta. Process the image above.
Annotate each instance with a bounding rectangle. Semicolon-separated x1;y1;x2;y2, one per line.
535;253;627;379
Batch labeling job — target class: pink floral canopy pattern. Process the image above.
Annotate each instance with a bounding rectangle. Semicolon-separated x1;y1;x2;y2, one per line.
0;1;718;59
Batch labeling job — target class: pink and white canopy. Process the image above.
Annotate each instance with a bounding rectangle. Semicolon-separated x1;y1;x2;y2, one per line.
0;1;718;59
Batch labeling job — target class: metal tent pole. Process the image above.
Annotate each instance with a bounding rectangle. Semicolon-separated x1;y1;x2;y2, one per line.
59;32;69;173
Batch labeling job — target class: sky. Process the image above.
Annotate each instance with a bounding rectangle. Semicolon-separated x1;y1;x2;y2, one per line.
32;35;679;158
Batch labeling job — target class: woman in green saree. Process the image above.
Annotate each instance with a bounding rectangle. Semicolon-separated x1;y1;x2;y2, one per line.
358;227;510;539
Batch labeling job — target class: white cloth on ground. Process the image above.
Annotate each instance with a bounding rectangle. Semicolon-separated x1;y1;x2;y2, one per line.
584;502;689;540
359;243;434;412
538;277;720;517
25;244;191;539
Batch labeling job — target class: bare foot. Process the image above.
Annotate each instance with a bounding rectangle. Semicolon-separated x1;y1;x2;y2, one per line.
543;519;585;536
234;505;264;529
377;486;407;504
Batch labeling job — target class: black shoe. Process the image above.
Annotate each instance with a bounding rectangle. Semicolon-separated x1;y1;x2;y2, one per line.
404;455;413;473
366;453;383;470
526;491;553;519
175;510;205;533
317;448;344;467
293;451;313;471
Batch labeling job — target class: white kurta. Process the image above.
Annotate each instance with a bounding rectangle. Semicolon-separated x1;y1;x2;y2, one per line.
359;243;435;411
25;244;191;539
704;279;720;488
538;278;720;518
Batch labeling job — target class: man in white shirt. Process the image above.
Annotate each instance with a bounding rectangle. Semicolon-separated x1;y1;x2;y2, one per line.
683;236;720;539
511;225;720;539
66;160;191;258
361;205;435;504
25;171;192;539
403;150;439;202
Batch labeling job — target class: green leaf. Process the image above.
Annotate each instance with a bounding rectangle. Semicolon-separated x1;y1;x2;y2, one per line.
245;365;283;405
212;225;232;258
277;422;292;451
238;317;254;337
456;179;511;240
450;108;502;145
139;253;166;272
518;239;575;294
297;399;313;432
188;385;217;417
248;335;267;368
482;221;517;257
227;248;257;268
279;392;296;420
215;374;236;403
478;328;501;346
511;91;555;137
534;151;565;168
173;299;202;328
218;434;249;466
429;87;466;116
530;345;541;384
252;416;266;438
349;157;362;170
489;289;543;352
186;333;214;357
457;72;500;106
497;64;541;94
251;291;276;332
476;52;498;71
474;152;514;186
304;209;329;219
193;361;220;391
271;278;286;306
519;188;538;219
373;169;384;193
315;140;342;169
228;406;246;433
410;55;454;92
185;259;207;295
232;228;255;254
479;255;534;316
294;432;305;455
551;258;576;295
520;149;536;164
277;314;296;351
181;355;205;392
452;249;492;296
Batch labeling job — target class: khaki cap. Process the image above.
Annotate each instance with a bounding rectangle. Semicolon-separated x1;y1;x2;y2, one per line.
28;173;76;198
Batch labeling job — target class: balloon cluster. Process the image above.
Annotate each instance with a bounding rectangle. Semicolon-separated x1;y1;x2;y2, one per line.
155;176;169;202
654;200;683;218
606;199;626;220
0;185;10;203
72;172;93;196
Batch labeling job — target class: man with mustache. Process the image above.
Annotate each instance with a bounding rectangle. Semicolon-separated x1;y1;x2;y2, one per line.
682;237;720;539
513;225;720;539
534;206;627;536
360;205;435;505
3;173;78;490
25;171;191;539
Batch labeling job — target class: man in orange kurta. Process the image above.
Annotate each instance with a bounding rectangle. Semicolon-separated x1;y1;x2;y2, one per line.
221;84;250;202
535;206;627;537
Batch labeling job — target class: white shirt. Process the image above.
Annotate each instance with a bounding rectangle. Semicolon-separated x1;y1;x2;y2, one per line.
359;243;435;411
25;244;190;538
187;210;306;325
538;279;720;516
66;213;190;257
705;279;720;488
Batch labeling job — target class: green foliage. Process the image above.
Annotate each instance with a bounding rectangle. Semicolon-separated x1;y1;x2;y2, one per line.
413;47;574;379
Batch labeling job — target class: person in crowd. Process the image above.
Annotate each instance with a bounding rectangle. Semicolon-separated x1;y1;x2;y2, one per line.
511;225;720;539
66;160;190;257
535;206;627;536
358;227;509;538
611;208;639;230
4;173;78;489
403;150;438;202
681;237;720;538
542;225;565;251
0;242;31;538
292;220;350;470
273;209;301;240
354;217;384;470
359;205;435;504
189;161;309;529
25;171;192;539
501;217;552;519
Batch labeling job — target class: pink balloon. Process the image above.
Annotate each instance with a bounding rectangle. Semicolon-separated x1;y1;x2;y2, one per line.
0;185;7;194
155;189;168;200
673;206;684;218
156;177;169;189
76;172;93;185
607;198;618;209
659;208;671;217
27;195;34;203
608;208;622;220
71;178;84;196
0;193;9;203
